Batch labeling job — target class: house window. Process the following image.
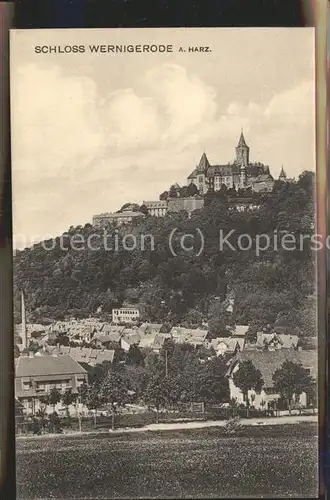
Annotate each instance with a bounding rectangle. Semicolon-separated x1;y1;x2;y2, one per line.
22;381;30;391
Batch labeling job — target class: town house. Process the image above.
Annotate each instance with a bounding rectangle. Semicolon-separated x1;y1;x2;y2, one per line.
15;353;88;415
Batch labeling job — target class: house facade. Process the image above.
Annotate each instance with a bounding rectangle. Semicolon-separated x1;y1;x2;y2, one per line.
112;307;140;324
15;353;88;415
143;200;168;217
226;350;317;409
92;210;145;228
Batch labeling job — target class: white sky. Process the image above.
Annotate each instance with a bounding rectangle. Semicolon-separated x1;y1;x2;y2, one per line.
10;28;315;247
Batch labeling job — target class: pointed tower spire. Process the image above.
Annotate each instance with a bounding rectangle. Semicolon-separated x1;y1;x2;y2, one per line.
279;166;286;180
197;152;210;172
236;129;249;166
237;129;248;148
21;290;27;350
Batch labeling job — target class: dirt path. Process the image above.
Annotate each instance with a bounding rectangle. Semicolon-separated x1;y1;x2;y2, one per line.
144;414;317;431
16;414;317;440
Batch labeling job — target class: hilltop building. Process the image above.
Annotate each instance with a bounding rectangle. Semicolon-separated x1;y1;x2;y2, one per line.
187;131;276;194
112;307;140;324
278;165;296;183
143;200;168;217
93;206;145;228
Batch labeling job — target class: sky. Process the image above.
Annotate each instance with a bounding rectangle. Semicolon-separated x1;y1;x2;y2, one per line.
10;28;315;248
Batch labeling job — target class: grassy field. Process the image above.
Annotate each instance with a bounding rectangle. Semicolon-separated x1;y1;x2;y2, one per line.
16;423;318;499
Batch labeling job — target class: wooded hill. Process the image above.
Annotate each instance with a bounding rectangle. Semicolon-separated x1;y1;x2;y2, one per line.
13;172;316;339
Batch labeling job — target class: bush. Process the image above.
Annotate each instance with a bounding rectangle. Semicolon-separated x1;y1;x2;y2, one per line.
223;416;242;435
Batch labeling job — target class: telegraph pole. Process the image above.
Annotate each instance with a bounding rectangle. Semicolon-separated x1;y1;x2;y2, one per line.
165;348;168;377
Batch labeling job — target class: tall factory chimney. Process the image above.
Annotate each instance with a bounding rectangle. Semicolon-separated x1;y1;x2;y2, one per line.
21;290;27;350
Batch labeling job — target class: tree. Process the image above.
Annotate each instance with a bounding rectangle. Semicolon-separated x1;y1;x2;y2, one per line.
143;374;170;423
195;357;230;405
179;186;189;197
139;204;149;215
272;361;315;415
159;191;168;201
186;183;199;197
99;368;130;430
41;388;62;413
14;345;21;358
126;344;145;367
168;185;178;198
55;331;70;346
79;383;101;427
232;361;264;416
61;388;77;418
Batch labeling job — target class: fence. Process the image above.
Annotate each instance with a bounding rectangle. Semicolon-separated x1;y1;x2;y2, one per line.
15;403;317;435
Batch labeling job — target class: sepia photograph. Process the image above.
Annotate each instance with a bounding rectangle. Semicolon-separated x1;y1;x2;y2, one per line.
10;27;318;498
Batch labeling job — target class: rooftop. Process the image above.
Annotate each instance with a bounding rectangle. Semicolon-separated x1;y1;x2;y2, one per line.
16;354;87;378
227;349;317;388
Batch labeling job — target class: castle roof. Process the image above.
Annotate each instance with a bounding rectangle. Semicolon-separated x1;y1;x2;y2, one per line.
253;173;274;183
187;168;198;179
237;131;248;148
279;166;286;178
197;152;210;171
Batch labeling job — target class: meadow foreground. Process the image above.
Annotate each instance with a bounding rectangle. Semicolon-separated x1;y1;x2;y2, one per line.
16;422;318;499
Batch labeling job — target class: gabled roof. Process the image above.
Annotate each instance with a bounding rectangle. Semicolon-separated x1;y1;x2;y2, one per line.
139;322;163;331
170;327;208;345
121;331;141;345
226;349;317;388
139;332;166;350
211;337;244;352
253;174;274;183
232;325;249;338
187;168;198;180
15;354;87;377
95;333;122;343
256;332;299;349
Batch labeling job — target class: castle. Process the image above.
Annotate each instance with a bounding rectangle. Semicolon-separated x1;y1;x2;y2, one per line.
187;131;286;194
92;131;292;226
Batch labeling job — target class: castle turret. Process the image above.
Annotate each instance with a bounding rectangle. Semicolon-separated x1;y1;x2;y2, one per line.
197;152;210;172
235;130;249;166
279;166;287;181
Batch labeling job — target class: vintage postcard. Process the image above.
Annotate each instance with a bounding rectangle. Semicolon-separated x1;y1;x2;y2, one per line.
10;28;318;498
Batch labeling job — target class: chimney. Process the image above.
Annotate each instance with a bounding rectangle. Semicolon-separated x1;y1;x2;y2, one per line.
21;290;27;350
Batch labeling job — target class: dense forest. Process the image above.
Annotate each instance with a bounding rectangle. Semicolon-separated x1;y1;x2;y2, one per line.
13;172;316;339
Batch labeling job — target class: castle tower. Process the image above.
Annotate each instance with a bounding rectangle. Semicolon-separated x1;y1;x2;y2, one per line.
21;290;28;350
279;166;287;181
235;130;249;166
